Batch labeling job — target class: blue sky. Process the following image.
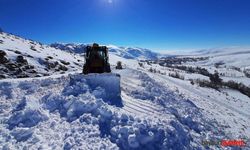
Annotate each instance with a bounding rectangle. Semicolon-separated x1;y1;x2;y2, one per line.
0;0;250;51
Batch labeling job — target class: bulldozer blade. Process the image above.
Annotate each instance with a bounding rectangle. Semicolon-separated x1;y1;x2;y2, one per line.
84;73;122;107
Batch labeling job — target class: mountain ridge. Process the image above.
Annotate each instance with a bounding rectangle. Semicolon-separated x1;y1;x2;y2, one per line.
50;43;161;60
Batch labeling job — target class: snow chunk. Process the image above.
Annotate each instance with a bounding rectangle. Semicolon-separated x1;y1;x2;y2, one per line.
128;134;139;148
8;109;48;130
11;128;33;142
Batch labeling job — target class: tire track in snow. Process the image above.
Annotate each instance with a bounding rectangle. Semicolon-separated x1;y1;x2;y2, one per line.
121;92;172;120
119;69;174;120
124;99;160;114
122;106;152;116
123;101;156;115
149;72;250;119
122;93;163;112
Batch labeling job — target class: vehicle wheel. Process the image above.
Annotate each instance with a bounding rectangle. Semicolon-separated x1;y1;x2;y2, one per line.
105;64;111;73
83;65;89;74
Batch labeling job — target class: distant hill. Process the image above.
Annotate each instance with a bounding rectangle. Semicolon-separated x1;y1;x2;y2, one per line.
50;43;161;60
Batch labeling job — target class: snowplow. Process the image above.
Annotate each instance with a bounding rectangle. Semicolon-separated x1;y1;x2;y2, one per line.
82;43;122;106
83;43;111;74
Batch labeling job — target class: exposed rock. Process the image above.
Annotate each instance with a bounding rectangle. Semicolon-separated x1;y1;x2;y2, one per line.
0;50;6;57
16;55;28;65
73;62;81;66
23;65;35;70
0;50;8;63
60;60;70;65
47;61;59;69
45;56;54;61
13;68;23;75
47;56;53;59
16;74;29;78
35;74;42;77
27;70;37;74
14;50;22;54
5;63;18;71
30;46;37;51
58;65;68;71
26;55;34;58
0;74;5;79
1;68;8;73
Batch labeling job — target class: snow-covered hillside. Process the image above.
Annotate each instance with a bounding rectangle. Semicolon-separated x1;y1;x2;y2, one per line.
179;47;250;87
0;32;84;79
50;43;160;60
189;47;250;68
1;32;250;149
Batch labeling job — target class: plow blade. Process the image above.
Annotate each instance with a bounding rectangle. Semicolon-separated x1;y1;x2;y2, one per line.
84;73;122;107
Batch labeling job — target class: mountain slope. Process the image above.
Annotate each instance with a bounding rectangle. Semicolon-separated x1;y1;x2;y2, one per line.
0;32;84;79
189;47;250;68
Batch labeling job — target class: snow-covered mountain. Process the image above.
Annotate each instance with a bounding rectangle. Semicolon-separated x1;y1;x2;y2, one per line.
188;47;250;68
0;32;250;149
193;47;250;56
50;43;160;60
50;43;87;54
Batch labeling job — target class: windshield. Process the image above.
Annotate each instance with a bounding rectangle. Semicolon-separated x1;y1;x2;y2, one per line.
89;49;105;59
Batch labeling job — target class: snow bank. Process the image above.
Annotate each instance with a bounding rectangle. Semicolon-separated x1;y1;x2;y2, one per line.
0;73;208;149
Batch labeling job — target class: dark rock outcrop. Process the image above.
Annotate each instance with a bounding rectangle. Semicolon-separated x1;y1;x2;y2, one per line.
0;50;8;64
16;55;28;65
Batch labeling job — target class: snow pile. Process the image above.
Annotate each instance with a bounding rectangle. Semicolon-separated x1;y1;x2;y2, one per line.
0;74;116;149
0;72;225;149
